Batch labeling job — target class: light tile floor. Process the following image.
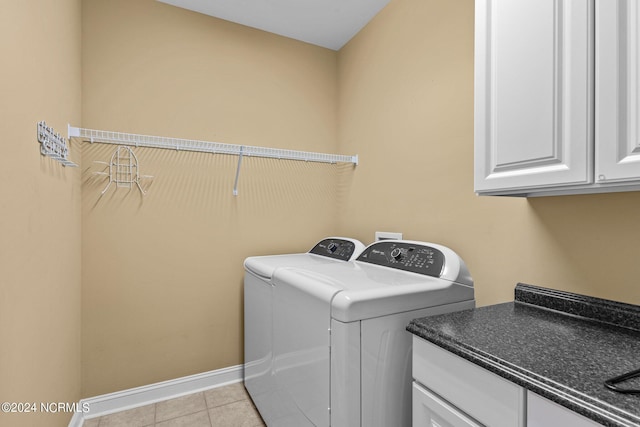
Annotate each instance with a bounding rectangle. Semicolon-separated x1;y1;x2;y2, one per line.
83;383;266;427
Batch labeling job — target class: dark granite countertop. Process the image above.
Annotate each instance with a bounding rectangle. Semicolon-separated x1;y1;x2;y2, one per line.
407;283;640;427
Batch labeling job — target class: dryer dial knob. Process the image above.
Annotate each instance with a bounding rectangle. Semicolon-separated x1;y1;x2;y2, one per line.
327;242;339;253
390;248;403;261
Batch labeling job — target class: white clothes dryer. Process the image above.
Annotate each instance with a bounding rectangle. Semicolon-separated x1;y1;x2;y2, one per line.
243;237;365;422
268;240;475;427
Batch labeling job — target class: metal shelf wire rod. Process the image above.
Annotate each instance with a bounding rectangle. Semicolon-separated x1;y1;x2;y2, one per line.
68;126;358;165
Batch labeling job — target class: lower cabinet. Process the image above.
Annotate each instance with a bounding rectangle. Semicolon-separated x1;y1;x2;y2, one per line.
412;337;605;427
412;337;526;427
412;382;481;427
527;391;603;427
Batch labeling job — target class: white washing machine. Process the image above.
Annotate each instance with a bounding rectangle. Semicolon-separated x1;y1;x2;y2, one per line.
243;237;365;422
268;240;475;427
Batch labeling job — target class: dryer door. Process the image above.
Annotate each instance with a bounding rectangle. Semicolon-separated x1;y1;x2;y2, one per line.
272;269;341;427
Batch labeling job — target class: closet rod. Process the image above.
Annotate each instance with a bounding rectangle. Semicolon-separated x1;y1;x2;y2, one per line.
68;126;358;165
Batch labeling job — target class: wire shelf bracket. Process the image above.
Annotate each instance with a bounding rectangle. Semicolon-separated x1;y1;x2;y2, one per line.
38;121;77;167
68;125;358;195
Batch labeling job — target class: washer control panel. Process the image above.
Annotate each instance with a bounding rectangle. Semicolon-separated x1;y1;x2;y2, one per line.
309;238;359;261
357;241;445;277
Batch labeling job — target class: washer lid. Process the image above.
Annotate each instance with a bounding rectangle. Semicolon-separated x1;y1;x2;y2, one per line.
244;237;364;279
330;269;474;322
245;253;325;279
272;241;474;322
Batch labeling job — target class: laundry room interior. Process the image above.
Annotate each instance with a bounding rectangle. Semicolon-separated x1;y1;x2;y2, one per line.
3;0;640;426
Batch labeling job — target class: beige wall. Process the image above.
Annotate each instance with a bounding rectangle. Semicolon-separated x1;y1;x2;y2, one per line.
0;1;82;426
82;0;640;398
337;0;640;306
81;0;341;397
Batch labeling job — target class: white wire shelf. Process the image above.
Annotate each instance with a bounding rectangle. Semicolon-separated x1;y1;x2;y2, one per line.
67;126;358;165
68;125;357;196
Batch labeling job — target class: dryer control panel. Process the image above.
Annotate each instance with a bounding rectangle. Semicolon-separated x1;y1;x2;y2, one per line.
357;241;445;277
309;238;359;261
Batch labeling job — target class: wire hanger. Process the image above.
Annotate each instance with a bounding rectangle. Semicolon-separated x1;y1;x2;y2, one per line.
93;146;153;196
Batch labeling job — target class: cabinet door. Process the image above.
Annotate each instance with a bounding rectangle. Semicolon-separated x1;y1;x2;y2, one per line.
413;383;483;427
527;391;603;426
596;0;640;182
475;0;593;194
413;338;525;427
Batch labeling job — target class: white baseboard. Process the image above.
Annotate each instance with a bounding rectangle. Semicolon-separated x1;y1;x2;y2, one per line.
68;364;244;427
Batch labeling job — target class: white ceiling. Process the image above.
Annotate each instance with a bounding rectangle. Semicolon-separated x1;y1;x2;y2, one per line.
157;0;391;50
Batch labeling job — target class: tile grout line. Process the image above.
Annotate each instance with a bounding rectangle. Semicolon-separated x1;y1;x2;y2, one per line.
157;409;211;427
206;404;214;427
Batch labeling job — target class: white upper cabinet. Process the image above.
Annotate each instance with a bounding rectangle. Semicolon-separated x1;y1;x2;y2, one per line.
596;0;640;183
475;0;640;196
475;0;593;195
